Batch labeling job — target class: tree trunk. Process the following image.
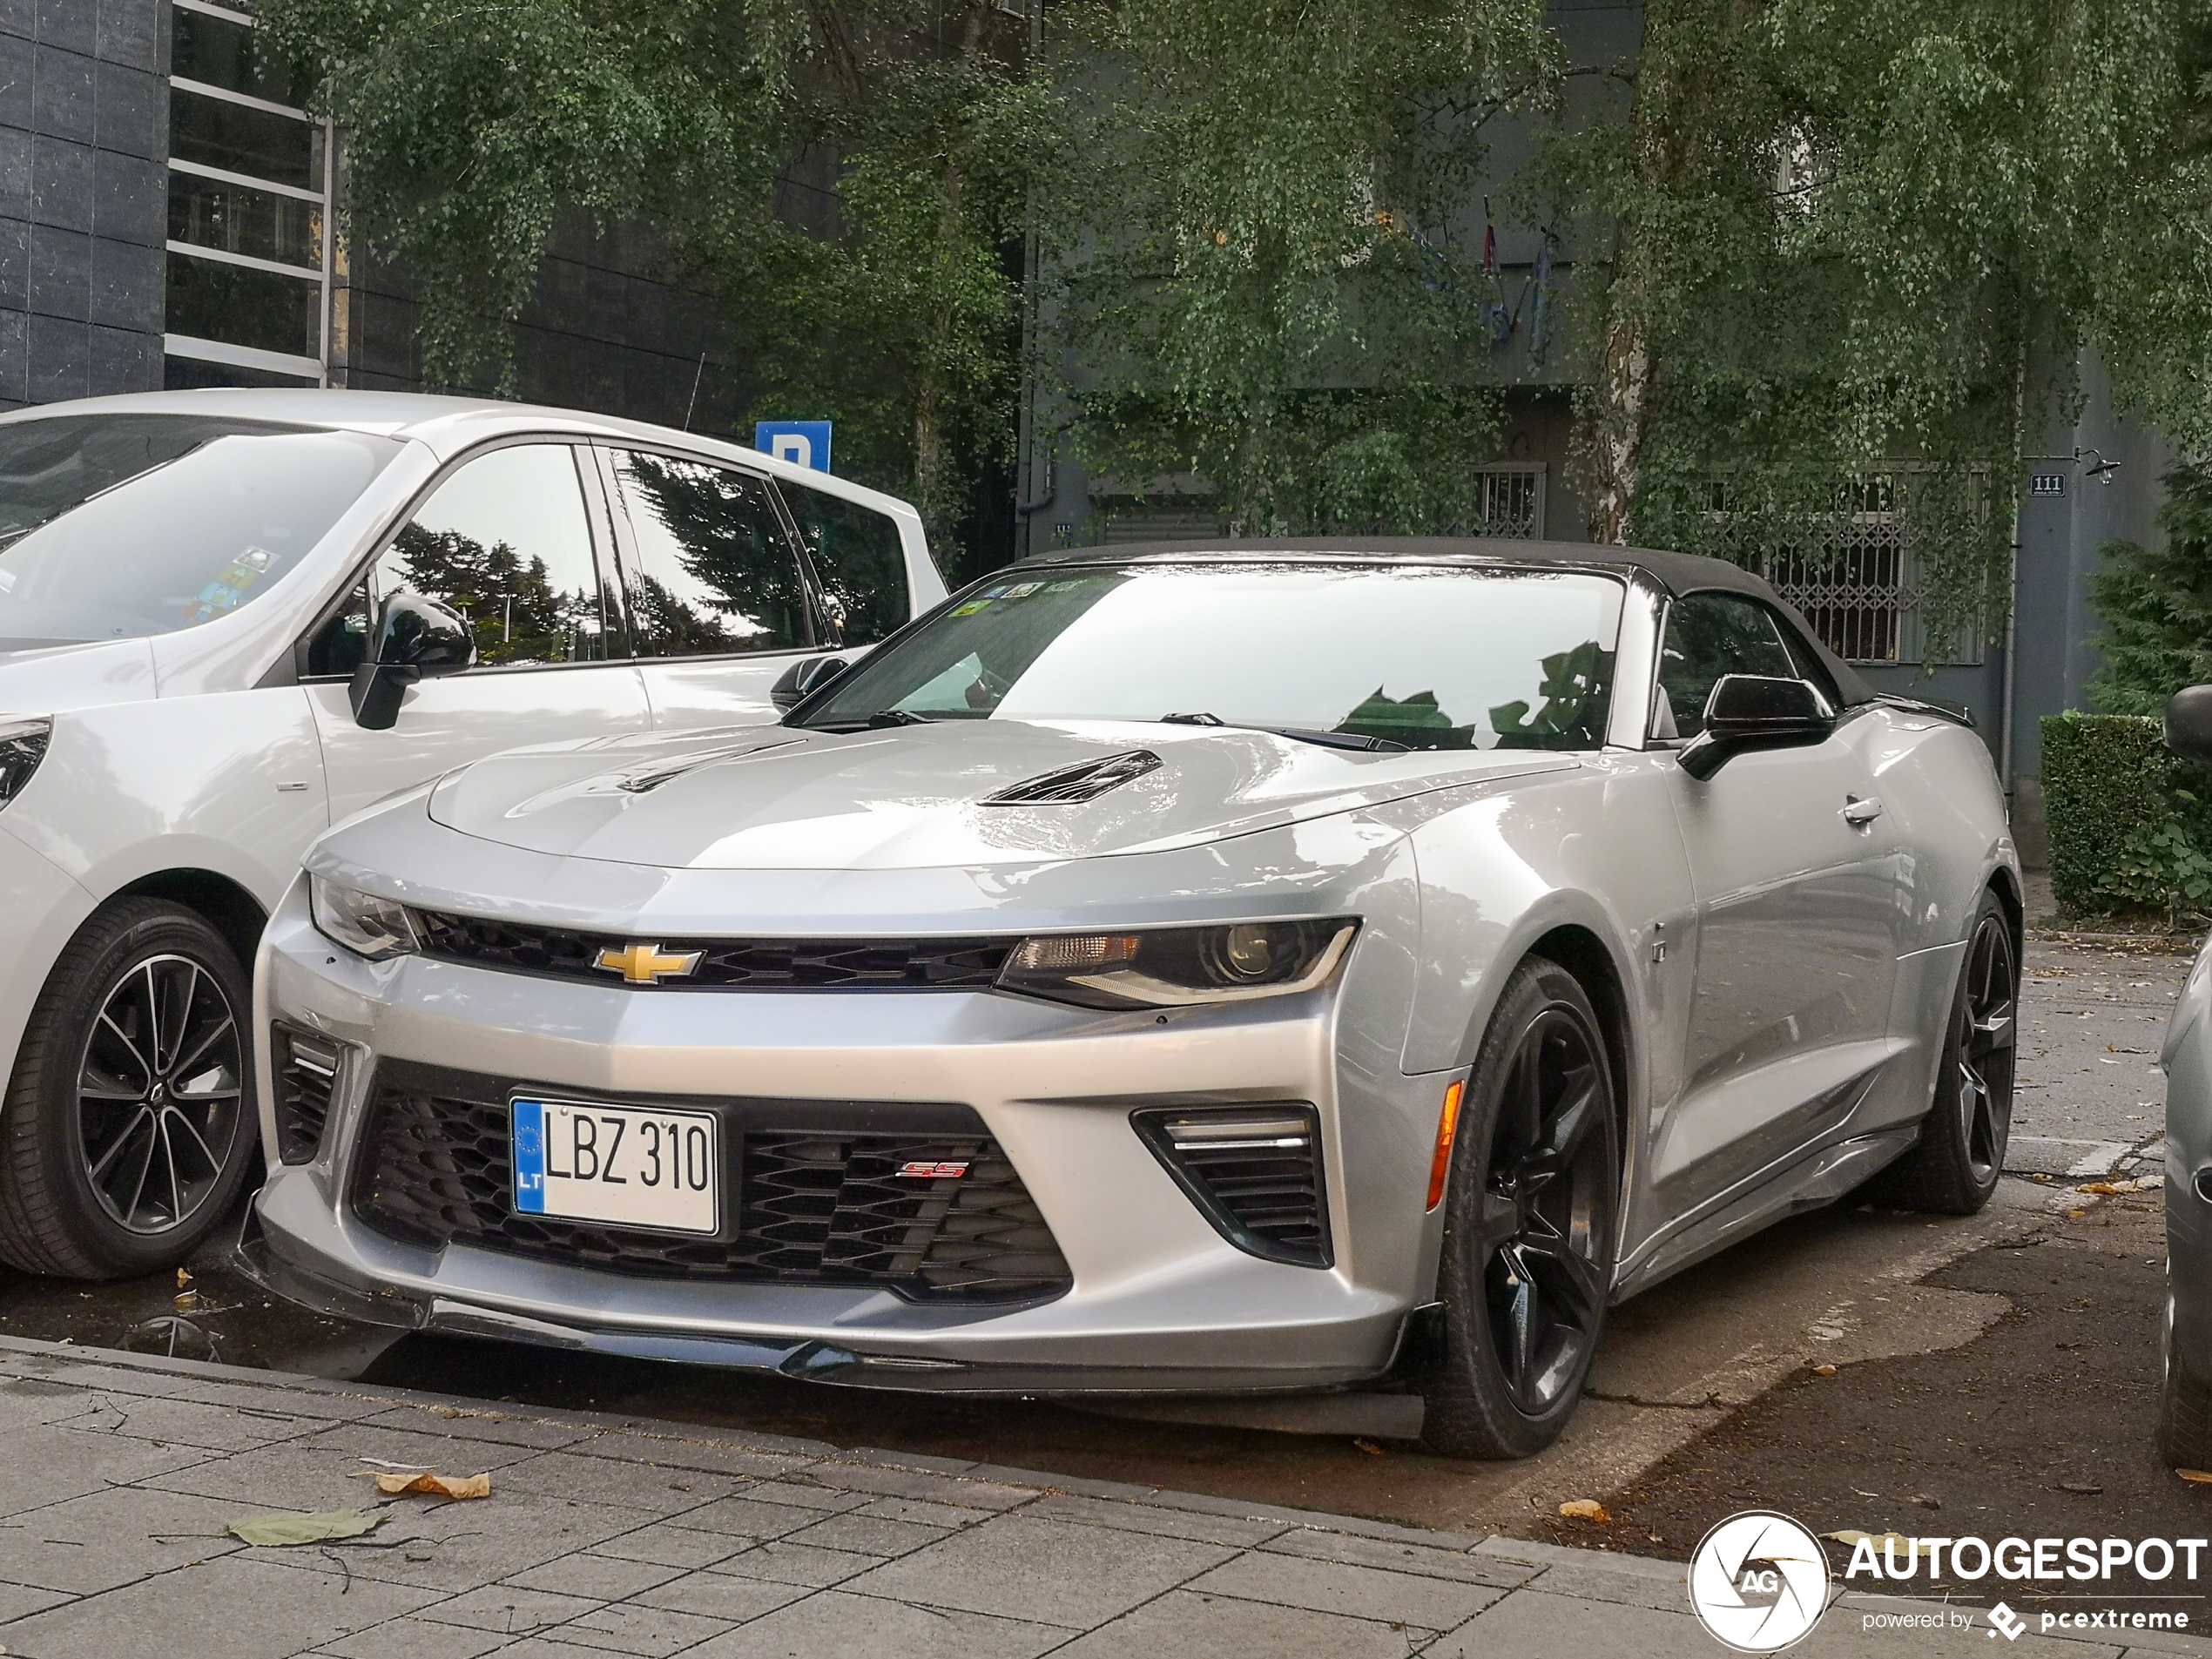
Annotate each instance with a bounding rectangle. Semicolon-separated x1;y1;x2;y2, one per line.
1588;300;1648;545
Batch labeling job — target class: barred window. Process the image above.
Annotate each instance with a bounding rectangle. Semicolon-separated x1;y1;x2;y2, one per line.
1476;463;1546;539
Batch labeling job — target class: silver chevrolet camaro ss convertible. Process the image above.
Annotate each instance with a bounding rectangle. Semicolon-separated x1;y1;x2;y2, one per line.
241;538;2021;1458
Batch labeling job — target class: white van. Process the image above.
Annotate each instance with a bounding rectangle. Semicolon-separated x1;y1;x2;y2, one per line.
0;390;944;1278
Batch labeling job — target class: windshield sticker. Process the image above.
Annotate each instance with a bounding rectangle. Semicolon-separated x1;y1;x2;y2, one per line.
950;597;994;617
180;547;276;624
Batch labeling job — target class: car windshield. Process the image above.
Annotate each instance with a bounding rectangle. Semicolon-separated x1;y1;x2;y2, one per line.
0;413;404;648
797;561;1623;752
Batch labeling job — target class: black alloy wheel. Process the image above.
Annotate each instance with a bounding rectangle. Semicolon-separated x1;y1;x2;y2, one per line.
0;899;260;1278
78;953;244;1235
1865;888;2018;1215
1424;955;1621;1459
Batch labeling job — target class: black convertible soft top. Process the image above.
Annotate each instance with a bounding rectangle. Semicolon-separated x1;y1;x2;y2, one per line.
1022;535;1878;707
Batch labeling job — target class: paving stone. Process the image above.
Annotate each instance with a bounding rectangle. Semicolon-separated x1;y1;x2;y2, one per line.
708;1537;887;1588
360;1406;599;1450
319;1617;516;1659
1186;1548;1507;1629
168;1377;393;1419
416;1581;606;1637
844;1513;1238;1629
504;1550;686;1600
63;1392;328;1453
0;1576;72;1618
1514;1553;1694;1611
1023;1491;1292;1548
0;1420;203;1514
586;1520;750;1570
0;1375;110;1428
684;1588;1065;1659
1049;1586;1426;1659
566;1430;820;1479
0;1482;244;1595
660;1492;831;1540
1260;1526;1533;1587
493;1448;746;1512
0;1552;434;1659
799;1461;1039;1511
142;1420;547;1510
626;1568;810;1622
247;1493;650;1595
850;1493;997;1531
784;1509;950;1557
727;1479;873;1516
552;1600;735;1656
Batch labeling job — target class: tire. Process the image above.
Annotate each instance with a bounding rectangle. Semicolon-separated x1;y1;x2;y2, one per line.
1865;889;2017;1216
2159;1293;2212;1471
0;899;260;1278
1421;955;1621;1460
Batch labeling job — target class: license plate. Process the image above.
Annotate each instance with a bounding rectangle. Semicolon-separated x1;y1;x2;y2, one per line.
510;1099;718;1235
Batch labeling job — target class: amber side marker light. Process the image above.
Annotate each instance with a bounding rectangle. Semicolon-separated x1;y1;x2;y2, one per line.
1426;1079;1466;1211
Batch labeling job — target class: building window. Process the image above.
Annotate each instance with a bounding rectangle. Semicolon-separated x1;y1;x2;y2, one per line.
1475;463;1546;539
164;0;331;388
1737;475;1984;667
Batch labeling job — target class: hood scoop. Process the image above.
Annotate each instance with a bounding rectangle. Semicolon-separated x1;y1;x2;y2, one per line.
608;739;803;795
981;748;1162;806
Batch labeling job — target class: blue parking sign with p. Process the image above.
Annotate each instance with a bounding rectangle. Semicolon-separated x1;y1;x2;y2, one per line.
755;421;833;475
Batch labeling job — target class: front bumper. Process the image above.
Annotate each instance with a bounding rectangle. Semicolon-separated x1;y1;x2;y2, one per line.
249;880;1444;1395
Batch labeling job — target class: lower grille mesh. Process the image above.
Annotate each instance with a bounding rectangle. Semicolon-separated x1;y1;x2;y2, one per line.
347;1070;1070;1302
1133;1104;1332;1268
271;1024;341;1166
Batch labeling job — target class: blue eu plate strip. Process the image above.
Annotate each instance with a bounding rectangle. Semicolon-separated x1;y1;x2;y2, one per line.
511;1099;546;1214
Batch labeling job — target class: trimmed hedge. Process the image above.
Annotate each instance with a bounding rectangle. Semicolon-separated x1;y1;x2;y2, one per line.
2041;711;2212;918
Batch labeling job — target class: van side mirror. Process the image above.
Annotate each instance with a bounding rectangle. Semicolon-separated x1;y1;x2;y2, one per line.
348;591;476;730
1678;674;1836;780
772;654;849;712
2168;686;2212;760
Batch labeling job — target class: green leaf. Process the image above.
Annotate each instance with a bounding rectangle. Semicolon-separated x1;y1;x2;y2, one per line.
226;1508;387;1547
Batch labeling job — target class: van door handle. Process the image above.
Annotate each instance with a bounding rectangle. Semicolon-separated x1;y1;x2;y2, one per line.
1842;794;1884;826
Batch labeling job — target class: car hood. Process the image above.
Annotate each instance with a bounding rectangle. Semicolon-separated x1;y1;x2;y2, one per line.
0;637;158;713
424;718;1578;872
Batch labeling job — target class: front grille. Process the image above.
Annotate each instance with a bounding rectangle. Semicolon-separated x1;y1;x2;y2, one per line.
1133;1104;1332;1268
347;1065;1071;1303
410;910;1014;990
271;1024;341;1165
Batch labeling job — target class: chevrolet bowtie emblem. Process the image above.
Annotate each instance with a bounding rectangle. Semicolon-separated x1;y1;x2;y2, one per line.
594;942;705;985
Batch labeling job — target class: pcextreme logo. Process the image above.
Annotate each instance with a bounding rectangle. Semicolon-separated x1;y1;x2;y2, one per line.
1689;1511;1833;1651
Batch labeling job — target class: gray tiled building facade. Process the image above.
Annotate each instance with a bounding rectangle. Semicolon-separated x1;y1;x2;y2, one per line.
0;0;168;407
0;0;739;429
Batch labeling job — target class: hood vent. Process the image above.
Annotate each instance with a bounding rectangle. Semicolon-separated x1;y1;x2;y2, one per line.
610;739;802;795
981;749;1162;806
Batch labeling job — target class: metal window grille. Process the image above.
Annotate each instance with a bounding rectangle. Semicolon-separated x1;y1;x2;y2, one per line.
1475;464;1546;539
1735;475;1982;667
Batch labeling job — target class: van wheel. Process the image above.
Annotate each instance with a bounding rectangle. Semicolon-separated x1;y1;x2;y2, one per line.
1421;955;1620;1460
0;900;259;1278
1865;891;2016;1216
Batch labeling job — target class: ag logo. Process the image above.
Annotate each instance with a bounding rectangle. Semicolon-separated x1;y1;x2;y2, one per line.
1688;1510;1832;1651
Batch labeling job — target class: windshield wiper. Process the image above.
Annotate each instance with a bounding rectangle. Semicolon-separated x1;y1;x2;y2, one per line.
867;709;931;727
1157;713;1407;752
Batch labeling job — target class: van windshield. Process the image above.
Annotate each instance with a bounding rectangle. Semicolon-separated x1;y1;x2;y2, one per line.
0;414;403;648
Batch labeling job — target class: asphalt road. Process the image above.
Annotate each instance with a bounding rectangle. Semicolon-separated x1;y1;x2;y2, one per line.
0;936;2190;1546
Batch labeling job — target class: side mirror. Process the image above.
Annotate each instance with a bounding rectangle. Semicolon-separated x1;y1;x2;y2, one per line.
771;654;849;712
1678;674;1836;780
347;591;476;731
2168;685;2212;760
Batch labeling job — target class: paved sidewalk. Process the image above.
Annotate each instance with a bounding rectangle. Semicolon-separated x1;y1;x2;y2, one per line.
0;1338;2203;1657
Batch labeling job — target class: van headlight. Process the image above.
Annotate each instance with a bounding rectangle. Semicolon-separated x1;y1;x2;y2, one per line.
0;716;49;808
996;920;1357;1009
310;875;419;961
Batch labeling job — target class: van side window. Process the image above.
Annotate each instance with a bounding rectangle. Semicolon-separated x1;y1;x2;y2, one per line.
604;449;810;657
777;481;910;645
305;444;610;677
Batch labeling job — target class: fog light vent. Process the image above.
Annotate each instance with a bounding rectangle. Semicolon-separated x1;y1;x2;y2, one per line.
272;1024;343;1166
2193;1168;2212;1206
1132;1104;1332;1268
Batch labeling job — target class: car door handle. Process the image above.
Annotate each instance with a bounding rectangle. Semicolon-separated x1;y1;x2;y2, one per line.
1841;794;1884;826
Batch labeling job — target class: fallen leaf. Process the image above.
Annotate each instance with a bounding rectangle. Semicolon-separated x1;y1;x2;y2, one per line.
2067;1209;2088;1220
1912;1494;1942;1509
1559;1499;1608;1522
175;1267;192;1289
1809;1363;1838;1377
1352;1439;1385;1457
2177;1469;2212;1485
173;1291;201;1312
227;1509;386;1547
1824;1529;1913;1553
368;1470;490;1500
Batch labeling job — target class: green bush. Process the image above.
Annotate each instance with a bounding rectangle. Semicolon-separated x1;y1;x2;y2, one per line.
2041;711;2212;921
2087;460;2212;715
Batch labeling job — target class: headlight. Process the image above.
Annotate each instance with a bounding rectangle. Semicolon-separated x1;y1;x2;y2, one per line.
310;875;419;961
0;716;50;808
997;920;1357;1008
